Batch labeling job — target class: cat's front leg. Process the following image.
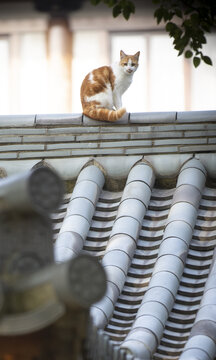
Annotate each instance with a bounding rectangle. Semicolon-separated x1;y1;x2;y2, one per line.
113;94;122;110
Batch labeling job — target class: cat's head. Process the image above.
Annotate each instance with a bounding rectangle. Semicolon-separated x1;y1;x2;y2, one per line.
120;50;140;75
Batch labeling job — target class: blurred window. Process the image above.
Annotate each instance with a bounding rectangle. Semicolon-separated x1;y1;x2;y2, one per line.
0;27;215;115
19;32;48;114
190;34;216;110
0;32;48;115
111;32;216;112
0;37;10;114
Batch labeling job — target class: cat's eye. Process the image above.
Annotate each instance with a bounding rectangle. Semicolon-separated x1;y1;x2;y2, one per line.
124;63;128;66
132;63;135;66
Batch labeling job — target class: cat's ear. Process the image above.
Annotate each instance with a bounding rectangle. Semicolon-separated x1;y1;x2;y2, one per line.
134;51;140;60
120;50;126;59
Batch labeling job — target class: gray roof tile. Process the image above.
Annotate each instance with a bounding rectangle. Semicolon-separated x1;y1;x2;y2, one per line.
172;184;202;209
118;159;207;358
121;182;152;207
0;114;35;127
132;314;164;344
166;203;198;228
83;112;129;125
36;113;82;125
72;156;215;358
129;111;176;123
159;237;189;262
177;110;216;123
183;335;216;358
91;296;114;328
60;214;90;240
66;197;95;219
71;180;101;204
144;287;174;313
117;199;146;224
137;301;168;324
110;216;141;240
179;347;213;360
102;250;131;273
104;264;126;294
54;231;84;262
106;234;136;259
1;115;216;360
126;162;155;187
90;161;156;330
76;164;105;189
148;271;180;296
154;255;185;280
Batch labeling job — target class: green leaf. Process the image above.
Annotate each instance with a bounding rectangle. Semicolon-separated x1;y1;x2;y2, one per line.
190;13;199;26
185;50;193;58
154;7;164;24
166;21;175;32
200;21;210;32
193;56;201;67
200;34;207;44
203;55;213;65
174;8;182;18
128;1;135;13
174;35;189;52
122;0;135;16
183;19;192;28
178;49;184;56
106;0;117;7
162;8;171;21
123;6;131;20
113;4;122;17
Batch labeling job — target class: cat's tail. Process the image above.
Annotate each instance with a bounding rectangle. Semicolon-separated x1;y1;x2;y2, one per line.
84;106;126;122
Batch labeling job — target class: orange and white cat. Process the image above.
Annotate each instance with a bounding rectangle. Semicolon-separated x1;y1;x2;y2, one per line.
80;50;140;122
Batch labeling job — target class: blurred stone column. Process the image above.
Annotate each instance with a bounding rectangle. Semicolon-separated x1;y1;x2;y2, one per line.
48;16;72;113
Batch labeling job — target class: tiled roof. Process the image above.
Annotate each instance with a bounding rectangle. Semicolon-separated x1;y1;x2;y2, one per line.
0;111;216;359
0;111;216;162
50;156;216;360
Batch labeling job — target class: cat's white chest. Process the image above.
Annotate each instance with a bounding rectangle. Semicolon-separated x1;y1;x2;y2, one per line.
112;65;133;96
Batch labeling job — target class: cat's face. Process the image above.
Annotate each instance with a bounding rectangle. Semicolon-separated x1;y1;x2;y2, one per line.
120;50;140;75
